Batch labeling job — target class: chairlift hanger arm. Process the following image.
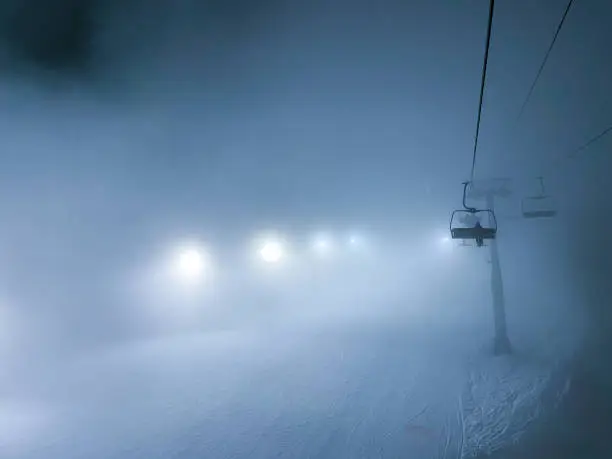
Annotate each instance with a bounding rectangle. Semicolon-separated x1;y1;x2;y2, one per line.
462;181;477;212
537;176;545;195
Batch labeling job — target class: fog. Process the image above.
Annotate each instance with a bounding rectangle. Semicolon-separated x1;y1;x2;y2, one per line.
0;1;610;458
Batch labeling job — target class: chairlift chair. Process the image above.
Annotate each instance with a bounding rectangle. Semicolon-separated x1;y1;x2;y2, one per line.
449;182;498;247
521;176;557;219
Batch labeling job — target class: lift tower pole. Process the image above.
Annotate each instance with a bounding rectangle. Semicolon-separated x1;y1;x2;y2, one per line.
469;178;513;355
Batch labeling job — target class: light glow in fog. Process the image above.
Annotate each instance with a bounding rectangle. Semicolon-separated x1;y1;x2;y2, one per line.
259;241;284;263
172;245;210;285
347;233;367;250
312;233;334;256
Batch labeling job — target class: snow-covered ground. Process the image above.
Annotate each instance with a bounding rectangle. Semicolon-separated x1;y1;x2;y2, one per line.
1;289;575;459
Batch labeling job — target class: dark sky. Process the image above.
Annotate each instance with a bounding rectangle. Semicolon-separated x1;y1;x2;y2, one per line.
1;1;610;211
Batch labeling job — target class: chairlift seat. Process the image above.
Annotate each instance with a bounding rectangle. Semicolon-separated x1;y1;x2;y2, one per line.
449;182;498;247
522;208;557;218
451;226;497;240
521;177;557;219
521;195;557;219
450;208;498;241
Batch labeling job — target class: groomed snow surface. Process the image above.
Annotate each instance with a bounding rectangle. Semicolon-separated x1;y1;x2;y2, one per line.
1;284;575;459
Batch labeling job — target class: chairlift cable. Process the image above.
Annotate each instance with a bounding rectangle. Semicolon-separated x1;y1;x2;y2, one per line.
448;0;498;245
469;0;496;184
501;0;605;218
499;0;577;189
519;123;612;219
516;0;576;121
546;122;612;175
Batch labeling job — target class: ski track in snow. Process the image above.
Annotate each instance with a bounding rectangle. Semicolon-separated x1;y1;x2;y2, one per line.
459;354;568;458
2;313;563;459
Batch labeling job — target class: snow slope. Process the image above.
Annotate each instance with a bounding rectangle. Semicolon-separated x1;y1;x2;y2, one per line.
2;297;568;459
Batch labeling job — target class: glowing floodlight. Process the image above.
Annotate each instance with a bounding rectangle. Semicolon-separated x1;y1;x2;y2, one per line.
259;240;285;263
172;244;209;284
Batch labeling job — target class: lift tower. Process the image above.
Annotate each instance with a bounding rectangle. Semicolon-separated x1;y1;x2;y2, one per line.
469;178;513;355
